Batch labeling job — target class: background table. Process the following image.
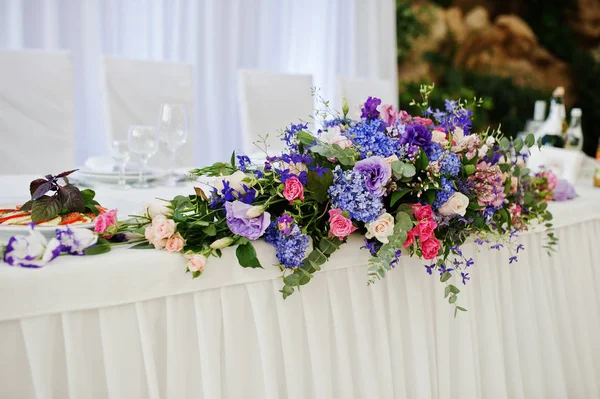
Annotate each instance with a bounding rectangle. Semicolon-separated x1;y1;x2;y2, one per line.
1;175;599;398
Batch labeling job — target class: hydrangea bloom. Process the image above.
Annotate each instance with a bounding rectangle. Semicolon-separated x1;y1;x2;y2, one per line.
347;119;397;157
425;142;461;177
264;218;310;268
470;162;506;208
328;166;383;223
433;176;456;209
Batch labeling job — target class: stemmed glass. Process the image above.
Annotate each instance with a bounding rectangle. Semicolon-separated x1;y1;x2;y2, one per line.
157;103;189;186
111;140;130;189
128;125;159;188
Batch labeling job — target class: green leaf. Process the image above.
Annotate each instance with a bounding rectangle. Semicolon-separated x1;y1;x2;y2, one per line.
283;273;301;286
397;203;414;216
426;189;435;206
297;130;316;146
456;306;467;312
390;189;411;207
31;196;61;222
449;295;457;304
514;137;524;153
449;284;460;294
306;249;327;265
525;133;535;147
172;210;185;223
20;200;33;211
463;164;475;176
444;285;452;298
236;242;262;268
402;164;416;178
58;185;86;213
520;168;530;177
391;161;405;179
280;284;294;299
395;211;412;232
499;137;510;151
319;238;340;255
84;243;111;256
130;242;155;249
202;224;217;236
306;170;334;203
440;272;451;283
230;151;236;167
415;149;429;170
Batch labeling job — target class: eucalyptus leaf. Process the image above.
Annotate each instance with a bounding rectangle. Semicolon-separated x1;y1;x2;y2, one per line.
499;137;510;151
440;272;451;283
283;273;301;286
391;161;405;179
402;164;416;178
280;284;294;299
514;137;524;152
395;211;412;232
525;133;535;147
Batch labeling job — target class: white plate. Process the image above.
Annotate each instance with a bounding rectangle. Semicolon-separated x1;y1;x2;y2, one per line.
74;169;166;185
78;166;141;177
0;222;96;241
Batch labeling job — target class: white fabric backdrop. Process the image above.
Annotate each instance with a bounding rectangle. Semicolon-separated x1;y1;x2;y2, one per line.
0;0;397;166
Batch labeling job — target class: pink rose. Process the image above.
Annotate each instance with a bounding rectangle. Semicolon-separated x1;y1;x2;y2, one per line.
283;177;304;203
328;209;357;239
422;237;441;260
152;215;176;239
414;219;437;242
378;104;400;125
94;209;118;234
145;225;166;249
187;254;207;273
545;170;558;191
431;129;449;146
165;233;185;253
414;205;433;221
403;229;416;247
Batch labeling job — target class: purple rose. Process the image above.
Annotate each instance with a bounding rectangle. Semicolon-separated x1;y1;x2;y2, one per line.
361;97;382;120
400;124;432;147
553;179;576;201
225;201;271;240
353;156;392;197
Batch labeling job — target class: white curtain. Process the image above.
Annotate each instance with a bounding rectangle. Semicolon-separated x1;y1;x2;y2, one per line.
0;0;396;166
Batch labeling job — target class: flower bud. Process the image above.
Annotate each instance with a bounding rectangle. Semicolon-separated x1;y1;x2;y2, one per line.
209;237;234;249
245;205;265;218
342;97;349;117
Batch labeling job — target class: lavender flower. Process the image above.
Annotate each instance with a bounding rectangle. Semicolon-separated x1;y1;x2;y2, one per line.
361;96;381;120
399;124;432;147
553;179;576;201
353;156;392;197
225;201;271;240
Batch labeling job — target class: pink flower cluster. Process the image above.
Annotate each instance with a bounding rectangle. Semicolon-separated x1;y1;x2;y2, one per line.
144;215;185;252
403;204;441;260
328;209;357;240
470;162;506;208
94;209;118;236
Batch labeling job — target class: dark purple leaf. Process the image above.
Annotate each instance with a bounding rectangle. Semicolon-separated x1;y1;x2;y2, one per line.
31;196;61;222
32;182;53;200
56;169;79;178
58;185;85;213
30;178;48;196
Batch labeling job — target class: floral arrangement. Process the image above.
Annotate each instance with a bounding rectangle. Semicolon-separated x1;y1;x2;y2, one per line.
122;85;557;314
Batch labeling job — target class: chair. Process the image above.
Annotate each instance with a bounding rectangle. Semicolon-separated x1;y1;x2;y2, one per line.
103;57;194;167
0;50;75;175
338;77;398;120
238;70;313;159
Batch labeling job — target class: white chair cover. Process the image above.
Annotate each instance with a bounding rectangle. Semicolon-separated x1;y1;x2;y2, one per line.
103;57;194;167
238;70;313;159
0;50;74;175
338;77;398;120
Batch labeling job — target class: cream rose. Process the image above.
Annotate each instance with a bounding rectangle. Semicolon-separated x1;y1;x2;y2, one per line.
478;144;489;158
365;213;395;244
142;200;172;218
438;192;469;217
321;126;352;149
453;127;465;143
165;233;185;253
214;170;251;193
187;254;207;272
384;154;399;166
432;130;449;146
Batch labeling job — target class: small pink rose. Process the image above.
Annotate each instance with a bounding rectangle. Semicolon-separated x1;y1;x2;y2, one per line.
421;237;441;260
414;205;433;221
328;209;357;239
165;233;185;253
152;215;176;240
283;177;305;203
94;209;118;234
403;229;416;247
378;104;400;125
414;219;437;242
187;254;207;272
545;170;558;191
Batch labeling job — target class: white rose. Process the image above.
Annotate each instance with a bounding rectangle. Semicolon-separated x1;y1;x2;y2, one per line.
142;200;173;219
438;192;469;217
478;144;489;158
214;170;251;193
453;127;465;142
210;237;234;249
365;213;395;244
321;126;352;149
431;130;449;146
485;136;495;146
384;154;399;166
245;205;265;218
287;162;308;175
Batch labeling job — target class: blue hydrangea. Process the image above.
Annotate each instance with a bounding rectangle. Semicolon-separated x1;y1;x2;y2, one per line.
433;176;456;209
425;142;461;177
346;119;397;158
328;166;383;223
264;223;310;268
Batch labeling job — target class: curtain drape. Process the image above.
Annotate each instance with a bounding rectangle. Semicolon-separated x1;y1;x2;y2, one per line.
0;0;396;165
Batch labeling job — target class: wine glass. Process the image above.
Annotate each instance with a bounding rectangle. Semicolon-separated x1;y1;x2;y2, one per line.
157;103;189;186
128;125;159;188
111;140;130;189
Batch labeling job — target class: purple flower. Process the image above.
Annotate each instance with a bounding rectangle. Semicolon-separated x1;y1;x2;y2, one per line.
3;225;62;268
55;226;98;255
399;124;432;147
553;179;576;201
353;156;392;197
225;201;271;240
361;97;381;120
425;264;435;275
461;272;470;285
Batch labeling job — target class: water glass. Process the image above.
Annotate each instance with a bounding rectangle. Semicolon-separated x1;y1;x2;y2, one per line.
111;140;130;189
128;125;159;188
157;103;189;186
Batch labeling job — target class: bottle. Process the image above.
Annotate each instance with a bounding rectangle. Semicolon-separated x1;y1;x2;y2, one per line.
523;100;546;136
565;108;583;151
534;87;566;148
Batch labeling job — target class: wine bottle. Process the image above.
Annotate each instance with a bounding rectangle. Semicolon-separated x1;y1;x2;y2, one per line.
564;108;583;151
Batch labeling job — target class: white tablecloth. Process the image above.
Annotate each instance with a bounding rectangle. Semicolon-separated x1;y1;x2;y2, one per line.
1;175;600;398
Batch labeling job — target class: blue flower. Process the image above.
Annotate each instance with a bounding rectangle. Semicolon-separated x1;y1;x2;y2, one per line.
438;264;454;277
347;119;397;157
433;177;456;209
361;97;381;120
516;244;524;253
328;166;383;223
282;123;308;151
265;222;310;268
309;164;329;178
465;258;474;267
509;256;518;264
361;238;381;256
425;264;435;275
236;155;251;172
461;272;470;285
425;142;460;177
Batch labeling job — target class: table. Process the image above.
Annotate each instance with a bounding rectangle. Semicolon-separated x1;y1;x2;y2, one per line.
1;175;599;398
